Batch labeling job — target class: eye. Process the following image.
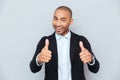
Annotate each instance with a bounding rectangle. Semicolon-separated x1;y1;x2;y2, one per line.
53;18;57;20
61;17;67;22
61;19;66;22
53;16;58;20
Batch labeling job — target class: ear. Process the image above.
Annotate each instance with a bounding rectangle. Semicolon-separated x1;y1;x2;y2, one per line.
70;18;73;25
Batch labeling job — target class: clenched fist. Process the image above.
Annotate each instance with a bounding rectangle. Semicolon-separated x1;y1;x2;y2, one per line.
37;39;52;64
79;41;92;64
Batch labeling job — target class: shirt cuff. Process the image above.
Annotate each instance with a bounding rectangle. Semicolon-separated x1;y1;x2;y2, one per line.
88;56;95;66
36;54;43;66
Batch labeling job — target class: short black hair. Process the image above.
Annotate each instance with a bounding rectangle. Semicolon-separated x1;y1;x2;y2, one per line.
55;6;72;18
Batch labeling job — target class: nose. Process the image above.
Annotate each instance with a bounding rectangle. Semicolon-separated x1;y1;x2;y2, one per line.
56;21;60;26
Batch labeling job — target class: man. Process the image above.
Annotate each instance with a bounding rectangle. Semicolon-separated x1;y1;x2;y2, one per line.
30;6;100;80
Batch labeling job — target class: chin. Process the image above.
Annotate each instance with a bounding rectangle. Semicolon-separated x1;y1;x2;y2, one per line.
55;31;62;34
56;32;62;35
57;33;62;35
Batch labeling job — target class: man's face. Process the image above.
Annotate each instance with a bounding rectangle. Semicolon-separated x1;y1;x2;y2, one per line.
53;9;73;36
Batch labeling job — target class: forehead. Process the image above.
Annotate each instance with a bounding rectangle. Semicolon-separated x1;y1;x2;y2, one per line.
54;9;71;18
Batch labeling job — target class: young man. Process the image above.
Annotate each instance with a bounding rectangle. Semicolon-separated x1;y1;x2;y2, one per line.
30;6;100;80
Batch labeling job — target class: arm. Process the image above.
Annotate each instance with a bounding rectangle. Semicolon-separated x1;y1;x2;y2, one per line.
29;37;46;73
87;56;100;73
79;36;100;73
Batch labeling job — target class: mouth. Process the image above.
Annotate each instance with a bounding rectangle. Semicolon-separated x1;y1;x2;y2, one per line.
55;27;62;32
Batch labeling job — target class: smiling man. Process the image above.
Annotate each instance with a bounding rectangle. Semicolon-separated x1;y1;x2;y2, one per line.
30;6;100;80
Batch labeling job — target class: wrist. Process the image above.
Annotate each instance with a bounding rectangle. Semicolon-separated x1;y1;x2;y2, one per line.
88;56;95;65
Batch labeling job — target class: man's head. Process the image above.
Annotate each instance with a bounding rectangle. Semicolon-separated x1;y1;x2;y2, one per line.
53;6;73;36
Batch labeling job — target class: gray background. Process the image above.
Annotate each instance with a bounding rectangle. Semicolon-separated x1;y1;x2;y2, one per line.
0;0;120;80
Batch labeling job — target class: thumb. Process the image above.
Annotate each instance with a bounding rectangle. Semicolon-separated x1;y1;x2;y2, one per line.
44;39;49;50
79;41;85;51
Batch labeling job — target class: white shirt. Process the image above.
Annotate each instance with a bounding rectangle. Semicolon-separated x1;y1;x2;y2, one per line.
55;31;71;80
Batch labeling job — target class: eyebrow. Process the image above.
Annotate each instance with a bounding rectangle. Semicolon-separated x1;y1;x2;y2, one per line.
53;16;57;18
53;16;67;20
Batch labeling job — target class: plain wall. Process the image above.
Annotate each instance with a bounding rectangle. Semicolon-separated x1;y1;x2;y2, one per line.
0;0;120;80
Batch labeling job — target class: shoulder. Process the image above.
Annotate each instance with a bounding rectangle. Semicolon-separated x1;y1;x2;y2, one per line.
39;32;55;43
71;31;88;41
71;31;91;49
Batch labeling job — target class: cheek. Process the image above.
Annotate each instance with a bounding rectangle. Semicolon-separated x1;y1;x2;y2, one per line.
63;23;70;28
53;20;58;26
52;20;55;25
52;21;56;27
61;22;68;26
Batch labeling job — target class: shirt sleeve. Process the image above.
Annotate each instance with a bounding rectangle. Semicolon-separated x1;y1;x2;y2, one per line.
88;56;95;66
36;54;44;66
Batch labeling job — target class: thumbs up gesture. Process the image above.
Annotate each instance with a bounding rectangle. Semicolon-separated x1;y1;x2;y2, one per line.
37;39;52;64
79;41;92;64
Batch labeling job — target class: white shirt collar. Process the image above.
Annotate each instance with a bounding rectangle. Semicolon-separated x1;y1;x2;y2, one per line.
55;31;71;40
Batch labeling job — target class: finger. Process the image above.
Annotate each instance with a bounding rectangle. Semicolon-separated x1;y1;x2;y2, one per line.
83;61;88;64
80;54;92;63
44;55;51;63
45;59;49;63
80;52;91;59
80;57;88;63
45;50;52;55
79;41;85;52
83;58;92;63
44;39;49;50
38;54;46;63
40;55;51;62
79;51;86;56
43;56;51;61
44;52;52;58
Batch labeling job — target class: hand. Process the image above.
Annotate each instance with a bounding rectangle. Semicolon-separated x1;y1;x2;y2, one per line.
37;39;52;64
79;41;92;64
